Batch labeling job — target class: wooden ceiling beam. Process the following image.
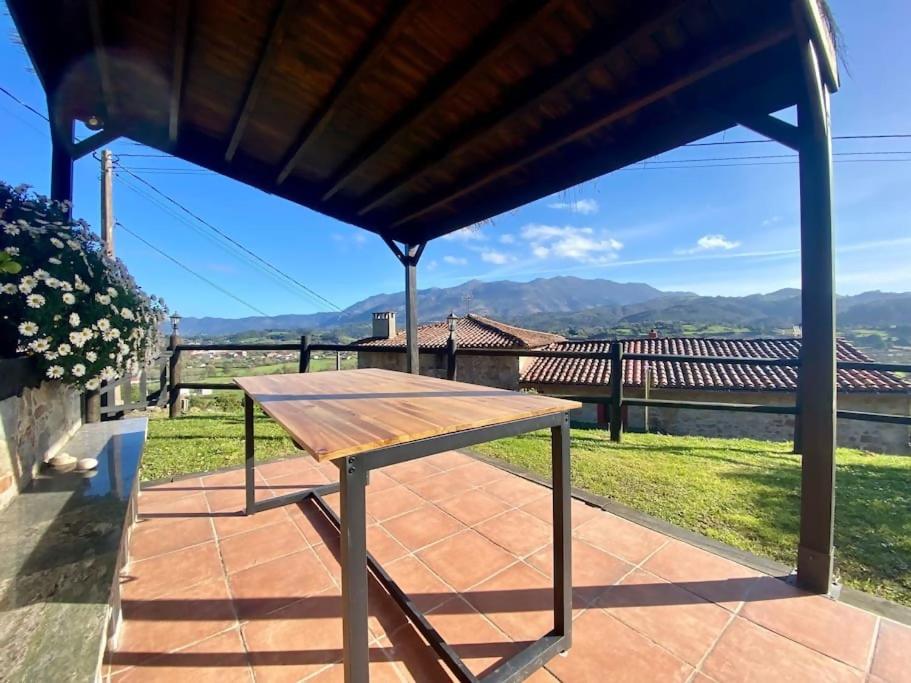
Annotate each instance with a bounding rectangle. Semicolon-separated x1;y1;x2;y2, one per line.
276;0;417;185
169;0;191;145
318;0;555;203
225;0;299;162
87;0;116;120
356;0;690;218
389;25;794;232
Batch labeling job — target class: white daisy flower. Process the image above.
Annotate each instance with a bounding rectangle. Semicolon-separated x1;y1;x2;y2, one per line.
120;307;135;320
48;257;61;265
63;292;76;305
29;338;50;352
57;343;72;356
86;351;98;362
102;329;116;342
58;281;73;292
3;223;20;235
4;246;19;256
71;363;86;377
107;287;118;298
18;321;39;336
50;237;64;248
84;377;100;391
1;284;16;294
18;280;35;294
45;277;61;289
66;240;80;250
26;294;46;308
97;318;111;331
96;293;111;305
33;269;48;280
46;365;64;379
68;312;80;325
44;351;58;360
68;331;84;347
100;366;117;381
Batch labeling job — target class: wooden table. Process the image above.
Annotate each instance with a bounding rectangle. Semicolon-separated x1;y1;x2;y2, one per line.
236;369;580;682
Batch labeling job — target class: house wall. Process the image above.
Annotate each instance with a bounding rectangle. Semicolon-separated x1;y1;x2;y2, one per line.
522;382;911;455
358;351;521;389
0;359;82;510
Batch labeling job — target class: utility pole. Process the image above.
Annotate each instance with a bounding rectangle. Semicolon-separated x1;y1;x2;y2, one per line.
100;149;115;257
462;292;473;315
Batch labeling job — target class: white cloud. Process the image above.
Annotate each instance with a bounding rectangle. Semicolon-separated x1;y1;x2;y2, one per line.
521;224;623;264
547;198;599;215
675;234;741;255
441;227;486;241
480;250;512;265
499;234;515;244
442;255;467;266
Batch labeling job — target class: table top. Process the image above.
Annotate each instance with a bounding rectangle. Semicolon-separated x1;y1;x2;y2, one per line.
235;368;580;462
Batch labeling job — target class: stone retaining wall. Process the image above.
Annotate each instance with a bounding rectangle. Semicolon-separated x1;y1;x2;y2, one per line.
0;358;82;510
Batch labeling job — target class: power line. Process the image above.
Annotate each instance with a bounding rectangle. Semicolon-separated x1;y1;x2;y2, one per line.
684;133;911;147
116;222;270;316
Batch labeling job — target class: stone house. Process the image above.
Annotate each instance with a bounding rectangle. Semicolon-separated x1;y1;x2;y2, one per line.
354;312;564;389
520;336;911;454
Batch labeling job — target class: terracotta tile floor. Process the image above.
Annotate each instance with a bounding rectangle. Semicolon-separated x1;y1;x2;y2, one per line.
108;452;909;682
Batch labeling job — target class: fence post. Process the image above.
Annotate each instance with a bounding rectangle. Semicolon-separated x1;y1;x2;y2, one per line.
84;389;101;423
299;334;311;373
609;341;623;442
446;314;458;381
336;351;341;371
168;332;181;418
643;364;651;433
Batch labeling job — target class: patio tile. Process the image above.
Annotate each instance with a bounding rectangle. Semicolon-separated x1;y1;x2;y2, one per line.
112;576;236;672
138;491;210;518
463;561;555;642
545;609;692;683
483;475;549;507
366;485;426;521
256;456;319;481
527;538;632;608
111;628;252;682
701;616;863;682
641;539;761;609
426;597;524;677
383;458;443;484
205;483;273;514
141;476;204;493
424;450;476;471
307;652;404;682
365;469;399;493
739;576;877;669
227;547;335;620
218;519;309;575
264;469;331;494
871;620;911;683
212;506;289;540
241;591;346;682
573;511;667;565
380;628;457;683
292;497;339;546
202;468;265;490
366;523;410;565
417;530;516;591
456;460;513;484
139;478;205;505
405;468;478;503
474;508;552;557
129;515;214;561
436;488;511;526
122;541;223;600
382;505;465;551
519;496;601;529
598;568;731;666
384;555;454;613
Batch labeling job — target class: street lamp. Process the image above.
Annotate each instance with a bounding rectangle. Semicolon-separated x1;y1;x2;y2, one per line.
170;312;182;334
447;311;458;335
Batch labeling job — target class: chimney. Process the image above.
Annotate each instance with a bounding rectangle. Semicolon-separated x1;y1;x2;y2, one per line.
648;328;659;339
372;311;396;339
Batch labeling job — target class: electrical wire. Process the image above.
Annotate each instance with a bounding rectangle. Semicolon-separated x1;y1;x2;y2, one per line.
116;222;270;316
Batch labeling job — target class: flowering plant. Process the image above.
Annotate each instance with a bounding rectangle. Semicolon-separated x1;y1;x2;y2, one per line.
0;183;166;389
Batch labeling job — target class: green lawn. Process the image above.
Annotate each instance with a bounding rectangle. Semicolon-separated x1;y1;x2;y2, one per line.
142;411;911;607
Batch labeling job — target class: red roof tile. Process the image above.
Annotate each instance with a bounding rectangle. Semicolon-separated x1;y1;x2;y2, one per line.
354;314;565;350
520;337;910;393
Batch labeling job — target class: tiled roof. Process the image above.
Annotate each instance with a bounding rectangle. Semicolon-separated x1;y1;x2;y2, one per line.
520;337;910;393
354;314;565;350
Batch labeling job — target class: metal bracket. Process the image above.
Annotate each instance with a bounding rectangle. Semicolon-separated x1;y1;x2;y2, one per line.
383;237;426;266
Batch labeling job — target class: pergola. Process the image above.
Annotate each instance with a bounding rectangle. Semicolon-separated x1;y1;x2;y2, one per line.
9;0;839;595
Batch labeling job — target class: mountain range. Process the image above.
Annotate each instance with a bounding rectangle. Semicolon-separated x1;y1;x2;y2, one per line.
174;276;911;339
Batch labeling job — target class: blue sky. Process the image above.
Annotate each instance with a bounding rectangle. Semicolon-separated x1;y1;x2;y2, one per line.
1;0;909;318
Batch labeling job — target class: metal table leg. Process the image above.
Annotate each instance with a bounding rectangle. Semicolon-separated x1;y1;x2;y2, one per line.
244;394;255;515
340;455;369;682
552;412;572;646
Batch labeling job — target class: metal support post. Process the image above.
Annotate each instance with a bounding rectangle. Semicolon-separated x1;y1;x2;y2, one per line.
339;456;369;682
552;413;572;643
299;334;311;373
244;394;255;515
168;333;182;418
609;342;624;442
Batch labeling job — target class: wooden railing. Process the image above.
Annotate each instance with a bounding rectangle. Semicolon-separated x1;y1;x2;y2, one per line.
156;336;911;444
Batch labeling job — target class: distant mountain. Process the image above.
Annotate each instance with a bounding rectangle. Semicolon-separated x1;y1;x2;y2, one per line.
174;276;911;339
176;276;678;336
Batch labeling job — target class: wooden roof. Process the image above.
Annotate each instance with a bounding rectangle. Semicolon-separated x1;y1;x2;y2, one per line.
9;0;837;244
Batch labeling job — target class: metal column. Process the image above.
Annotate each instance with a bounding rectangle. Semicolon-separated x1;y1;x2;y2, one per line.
404;243;420;374
795;34;836;594
552;413;572;643
339;456;369;683
244;394;256;515
49;114;74;214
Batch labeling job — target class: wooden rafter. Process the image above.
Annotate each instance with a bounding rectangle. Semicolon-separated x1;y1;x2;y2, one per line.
275;0;418;185
225;0;299;162
87;0;116;120
169;0;191;144
319;0;555;203
390;25;794;232
356;0;690;218
736;112;801;151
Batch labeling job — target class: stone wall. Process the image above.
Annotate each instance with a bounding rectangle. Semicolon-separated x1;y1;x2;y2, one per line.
358;351;520;389
0;358;82;510
522;382;911;455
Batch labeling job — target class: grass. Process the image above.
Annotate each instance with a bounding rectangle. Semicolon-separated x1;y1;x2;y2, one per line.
472;428;911;607
142;411;911;607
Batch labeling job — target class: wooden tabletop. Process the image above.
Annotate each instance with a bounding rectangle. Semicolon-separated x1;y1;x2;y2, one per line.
235;368;580;462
